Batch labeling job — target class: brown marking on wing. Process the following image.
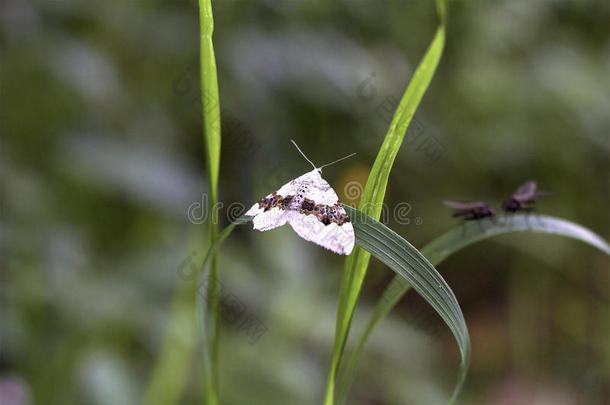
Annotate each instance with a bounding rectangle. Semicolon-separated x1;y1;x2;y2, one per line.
297;200;351;226
257;193;294;211
300;202;350;226
258;194;350;226
300;198;316;212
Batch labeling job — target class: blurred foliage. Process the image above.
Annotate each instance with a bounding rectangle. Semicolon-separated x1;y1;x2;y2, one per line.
1;0;609;404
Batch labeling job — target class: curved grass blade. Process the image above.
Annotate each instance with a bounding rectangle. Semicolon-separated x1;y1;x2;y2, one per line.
338;214;610;403
423;214;610;261
345;205;470;404
325;2;448;403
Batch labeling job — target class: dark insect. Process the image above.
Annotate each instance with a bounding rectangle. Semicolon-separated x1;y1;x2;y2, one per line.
443;200;496;220
502;180;550;213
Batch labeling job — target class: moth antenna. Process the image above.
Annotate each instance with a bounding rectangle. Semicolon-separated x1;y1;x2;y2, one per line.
318;152;357;170
290;139;317;170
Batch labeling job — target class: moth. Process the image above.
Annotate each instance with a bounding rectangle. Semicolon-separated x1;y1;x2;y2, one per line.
502;180;550;213
245;140;356;255
443;200;496;220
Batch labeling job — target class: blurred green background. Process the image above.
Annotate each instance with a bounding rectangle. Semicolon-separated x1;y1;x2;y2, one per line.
1;0;609;404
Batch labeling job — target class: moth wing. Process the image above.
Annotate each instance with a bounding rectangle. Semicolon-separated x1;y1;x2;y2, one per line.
286;210;355;255
513;181;537;201
251;206;288;231
276;178;300;198
245;179;297;231
302;170;340;206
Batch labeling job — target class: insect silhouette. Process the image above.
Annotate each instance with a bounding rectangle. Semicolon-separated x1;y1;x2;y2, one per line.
502;180;550;213
443;200;496;235
443;201;496;221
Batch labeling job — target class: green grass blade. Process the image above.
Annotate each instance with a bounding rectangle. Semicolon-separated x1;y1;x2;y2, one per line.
345;205;470;404
198;0;221;402
325;2;447;404
143;3;221;404
199;0;221;199
339;214;610;403
423;214;610;261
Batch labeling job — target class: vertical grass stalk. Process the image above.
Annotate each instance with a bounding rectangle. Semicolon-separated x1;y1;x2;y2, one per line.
142;2;221;404
198;0;221;403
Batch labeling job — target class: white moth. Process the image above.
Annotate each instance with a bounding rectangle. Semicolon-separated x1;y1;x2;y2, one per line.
245;140;356;255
